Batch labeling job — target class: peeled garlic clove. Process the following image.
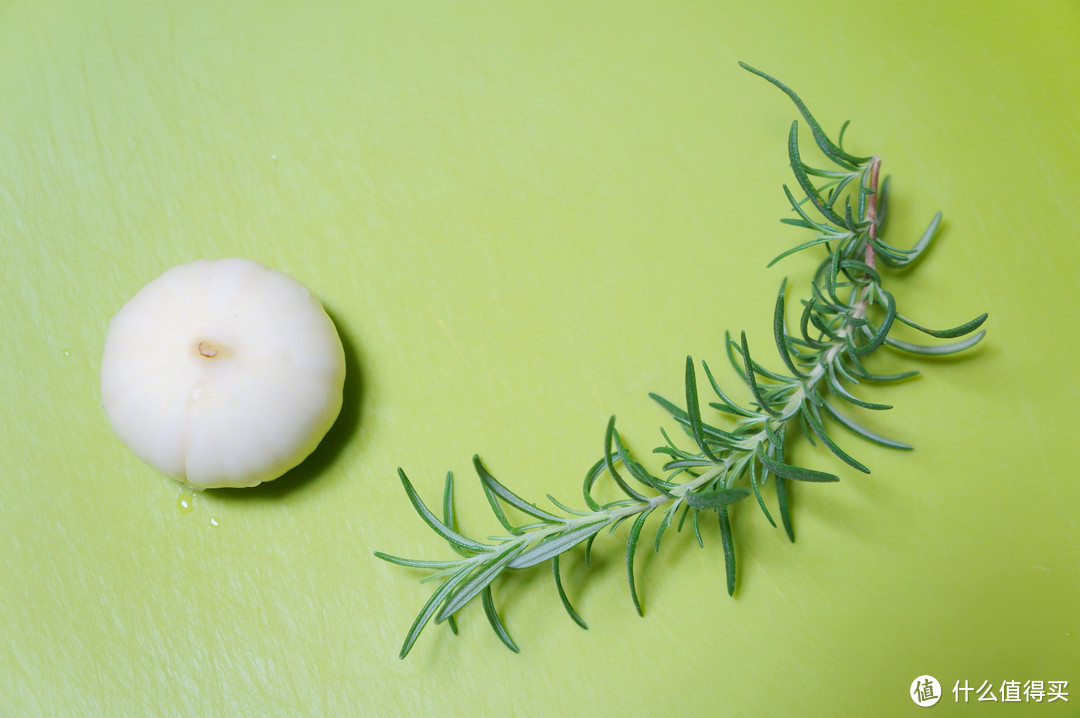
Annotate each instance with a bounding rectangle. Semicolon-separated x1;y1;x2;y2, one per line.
101;258;346;489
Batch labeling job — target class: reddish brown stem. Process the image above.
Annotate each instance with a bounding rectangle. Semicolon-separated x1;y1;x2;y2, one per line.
849;156;883;318
864;156;882;271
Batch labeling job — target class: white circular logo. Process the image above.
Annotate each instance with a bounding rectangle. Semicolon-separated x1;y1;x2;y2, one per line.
911;675;942;707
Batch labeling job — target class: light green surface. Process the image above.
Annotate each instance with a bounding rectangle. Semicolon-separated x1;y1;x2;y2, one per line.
2;1;1078;715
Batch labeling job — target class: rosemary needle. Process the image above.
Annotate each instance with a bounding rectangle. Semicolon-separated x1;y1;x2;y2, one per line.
376;62;988;659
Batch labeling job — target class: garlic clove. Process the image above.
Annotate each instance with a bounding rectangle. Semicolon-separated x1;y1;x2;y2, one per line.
101;258;347;489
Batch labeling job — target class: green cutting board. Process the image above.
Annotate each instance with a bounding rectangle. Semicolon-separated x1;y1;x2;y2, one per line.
2;1;1078;715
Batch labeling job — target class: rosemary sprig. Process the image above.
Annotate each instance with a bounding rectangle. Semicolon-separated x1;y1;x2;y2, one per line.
376;63;988;659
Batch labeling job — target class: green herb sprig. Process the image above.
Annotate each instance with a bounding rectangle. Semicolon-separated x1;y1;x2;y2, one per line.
376;63;988;659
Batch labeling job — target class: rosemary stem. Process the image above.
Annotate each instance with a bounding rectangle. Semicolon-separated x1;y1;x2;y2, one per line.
509;464;728;551
852;156;883;318
382;70;988;657
865;156;882;270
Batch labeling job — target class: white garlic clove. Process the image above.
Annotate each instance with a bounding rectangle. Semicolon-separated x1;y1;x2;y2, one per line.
101;258;347;489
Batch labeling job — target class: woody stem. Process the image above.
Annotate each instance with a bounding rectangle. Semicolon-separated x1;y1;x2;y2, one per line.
864;156;882;271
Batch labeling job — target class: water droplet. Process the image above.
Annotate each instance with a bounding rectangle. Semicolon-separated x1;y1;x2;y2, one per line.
62;348;70;357
209;516;219;528
270;153;278;160
177;486;196;514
